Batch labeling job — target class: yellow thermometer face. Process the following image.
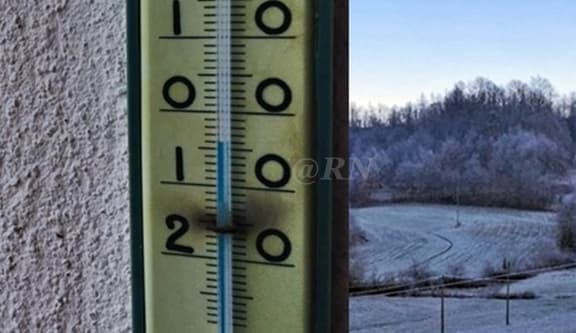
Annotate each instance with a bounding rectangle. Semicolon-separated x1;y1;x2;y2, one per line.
139;0;313;331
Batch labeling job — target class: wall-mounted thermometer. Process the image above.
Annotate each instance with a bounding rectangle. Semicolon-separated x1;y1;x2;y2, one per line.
127;0;348;332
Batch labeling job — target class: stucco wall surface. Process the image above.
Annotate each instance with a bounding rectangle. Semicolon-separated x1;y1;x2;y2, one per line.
1;1;131;332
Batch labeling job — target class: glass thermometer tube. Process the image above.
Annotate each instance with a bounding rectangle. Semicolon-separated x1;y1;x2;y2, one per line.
216;0;233;332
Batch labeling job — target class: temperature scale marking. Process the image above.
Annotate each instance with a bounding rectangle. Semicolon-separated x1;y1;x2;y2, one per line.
137;0;315;332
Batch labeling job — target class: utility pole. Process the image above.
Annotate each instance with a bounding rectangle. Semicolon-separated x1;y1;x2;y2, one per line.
440;277;445;333
455;173;461;228
504;258;511;326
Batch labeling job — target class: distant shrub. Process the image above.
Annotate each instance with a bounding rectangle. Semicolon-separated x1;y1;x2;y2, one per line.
406;262;434;282
349;254;368;288
481;263;497;278
349;253;396;289
558;197;576;251
492;291;536;300
447;263;466;278
529;248;574;269
350;216;369;246
481;261;508;278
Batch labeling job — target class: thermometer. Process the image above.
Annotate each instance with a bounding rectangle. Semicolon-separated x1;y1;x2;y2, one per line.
127;0;348;332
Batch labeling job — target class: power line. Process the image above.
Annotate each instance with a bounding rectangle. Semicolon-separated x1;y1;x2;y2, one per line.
351;262;576;298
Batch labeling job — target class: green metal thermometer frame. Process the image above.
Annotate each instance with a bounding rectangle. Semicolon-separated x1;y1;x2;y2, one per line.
127;0;347;331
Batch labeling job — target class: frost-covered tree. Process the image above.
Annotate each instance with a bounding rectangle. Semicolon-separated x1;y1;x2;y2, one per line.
350;77;575;210
558;196;576;251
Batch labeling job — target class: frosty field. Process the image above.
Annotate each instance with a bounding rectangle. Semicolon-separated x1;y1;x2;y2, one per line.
351;204;564;280
351;270;576;333
350;204;576;332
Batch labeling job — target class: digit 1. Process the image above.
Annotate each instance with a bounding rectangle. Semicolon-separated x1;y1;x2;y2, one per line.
175;146;184;181
173;0;182;35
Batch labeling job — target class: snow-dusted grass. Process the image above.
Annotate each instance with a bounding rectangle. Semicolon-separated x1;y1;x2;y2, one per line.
351;269;576;333
502;268;576;299
351;204;566;284
350;204;576;332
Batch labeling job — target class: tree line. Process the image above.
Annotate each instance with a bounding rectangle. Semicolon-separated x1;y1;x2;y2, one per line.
350;77;576;210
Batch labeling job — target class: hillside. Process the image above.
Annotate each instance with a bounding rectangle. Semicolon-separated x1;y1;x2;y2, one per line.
350;204;576;332
351;204;565;283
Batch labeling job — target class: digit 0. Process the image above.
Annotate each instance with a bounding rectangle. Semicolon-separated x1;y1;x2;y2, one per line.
255;1;292;35
255;154;291;188
256;229;292;262
162;76;196;109
256;78;292;112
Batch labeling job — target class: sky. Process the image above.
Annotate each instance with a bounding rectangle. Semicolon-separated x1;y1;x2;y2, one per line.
350;0;576;107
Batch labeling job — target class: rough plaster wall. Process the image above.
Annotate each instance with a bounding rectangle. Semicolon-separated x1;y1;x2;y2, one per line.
0;0;131;332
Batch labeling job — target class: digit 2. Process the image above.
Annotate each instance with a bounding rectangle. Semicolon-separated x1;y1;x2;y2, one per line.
165;214;195;254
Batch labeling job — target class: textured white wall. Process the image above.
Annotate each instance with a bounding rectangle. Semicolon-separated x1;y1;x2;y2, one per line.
1;1;131;331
